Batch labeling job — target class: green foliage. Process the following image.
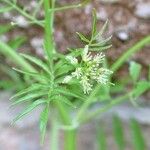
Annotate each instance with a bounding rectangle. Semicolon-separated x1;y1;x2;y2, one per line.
0;0;150;149
97;116;147;150
40;105;49;144
12;99;46;123
130;119;146;150
77;10;112;52
112;115;125;150
97;126;107;150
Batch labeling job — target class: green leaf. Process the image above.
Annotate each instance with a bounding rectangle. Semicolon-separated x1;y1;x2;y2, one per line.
76;32;89;43
90;36;112;47
13;68;48;81
130;119;146;150
20;54;51;76
94;19;109;41
131;81;150;99
8;36;27;49
57;95;76;108
97;126;107;150
56;87;85;101
10;84;45;100
90;44;112;52
113;115;125;150
129;61;142;82
92;9;97;38
12;99;46;123
11;92;47;106
40;105;49;144
55;64;73;77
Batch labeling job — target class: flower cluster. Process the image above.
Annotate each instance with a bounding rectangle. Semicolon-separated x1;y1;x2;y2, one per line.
63;45;113;94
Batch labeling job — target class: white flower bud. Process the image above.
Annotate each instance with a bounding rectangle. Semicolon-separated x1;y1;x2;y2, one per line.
62;75;72;83
66;55;78;65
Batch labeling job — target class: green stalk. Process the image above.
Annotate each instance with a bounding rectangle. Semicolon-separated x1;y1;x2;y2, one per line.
76;85;100;121
49;3;81;12
111;36;150;72
50;116;59;150
3;0;43;27
64;129;76;150
80;93;129;124
0;41;35;72
55;101;76;150
44;1;77;149
44;0;55;68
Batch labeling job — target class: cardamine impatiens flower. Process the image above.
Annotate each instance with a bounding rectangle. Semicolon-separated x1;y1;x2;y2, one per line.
63;45;113;94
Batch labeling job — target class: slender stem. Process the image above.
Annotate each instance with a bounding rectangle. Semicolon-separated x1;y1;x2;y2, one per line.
76;85;100;121
80;93;129;124
44;0;55;73
50;117;59;150
3;0;43;27
49;3;81;12
64;129;76;150
55;101;77;150
111;36;150;72
55;101;71;125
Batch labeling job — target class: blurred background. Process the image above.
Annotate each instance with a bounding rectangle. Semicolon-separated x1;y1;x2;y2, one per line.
0;0;150;149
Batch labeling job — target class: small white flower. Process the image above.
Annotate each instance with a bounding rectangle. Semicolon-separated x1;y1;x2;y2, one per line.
62;45;113;94
62;75;72;83
82;45;92;62
66;55;78;65
80;76;92;94
72;68;82;79
93;53;105;64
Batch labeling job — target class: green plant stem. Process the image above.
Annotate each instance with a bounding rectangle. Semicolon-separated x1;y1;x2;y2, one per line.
49;4;81;12
111;36;150;72
0;41;35;72
50;117;59;150
3;0;43;27
55;101;77;150
76;85;100;121
44;0;55;72
80;93;129;124
64;129;76;150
